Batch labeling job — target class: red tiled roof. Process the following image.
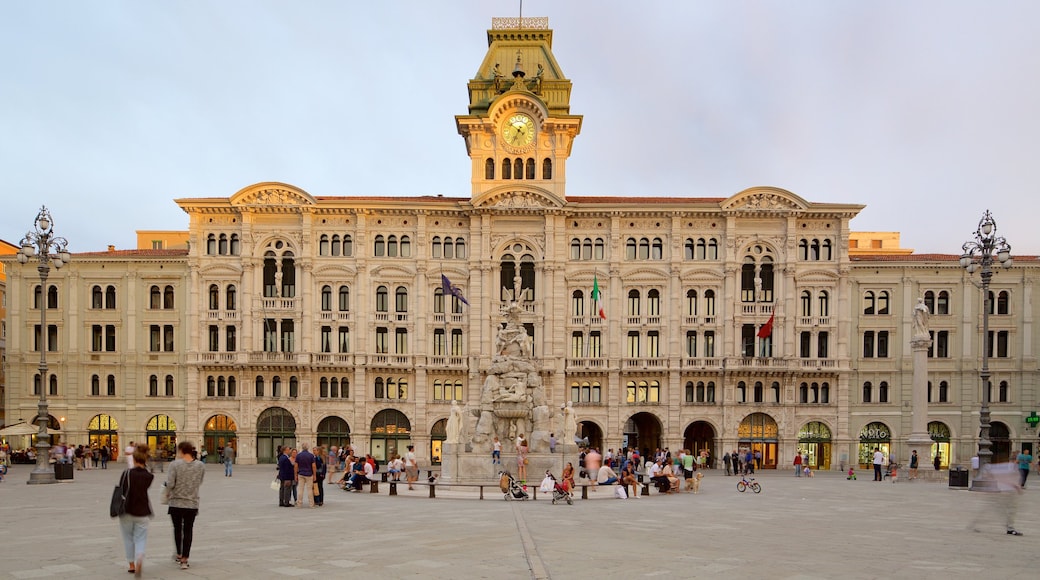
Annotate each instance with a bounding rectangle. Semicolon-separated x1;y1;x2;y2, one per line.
312;195;469;203
565;196;728;204
74;249;189;258
852;253;1038;262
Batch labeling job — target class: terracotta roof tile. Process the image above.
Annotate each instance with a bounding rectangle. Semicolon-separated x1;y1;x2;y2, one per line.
74;249;189;258
851;253;1038;262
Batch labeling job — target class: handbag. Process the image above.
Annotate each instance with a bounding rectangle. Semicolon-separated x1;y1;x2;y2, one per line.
160;482;170;505
271;479;280;491
110;469;130;517
312;482;320;496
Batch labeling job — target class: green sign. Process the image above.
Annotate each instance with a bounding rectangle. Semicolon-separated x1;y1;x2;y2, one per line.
1026;412;1039;428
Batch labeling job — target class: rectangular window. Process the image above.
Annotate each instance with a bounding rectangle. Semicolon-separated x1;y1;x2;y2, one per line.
321;326;332;353
799;331;811;358
433;329;445;356
626;331;640;357
647;331;660;358
988;330;1010;358
395;328;408;354
164;325;175;352
686;331;697;357
588;331;602;358
150;325;161;352
863;331;875;358
92;325;103;352
451;329;463;356
571;332;584;358
208;325;219;352
105;325;116;352
877;331;889;358
338;327;350;353
375;327;389;354
280;319;294;353
225;326;235;352
704;331;715;358
817;331;829;358
936;330;949;358
263;319;278;352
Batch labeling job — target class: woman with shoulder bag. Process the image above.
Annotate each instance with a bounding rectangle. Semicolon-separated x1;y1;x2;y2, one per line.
118;444;155;577
166;441;205;570
314;446;327;507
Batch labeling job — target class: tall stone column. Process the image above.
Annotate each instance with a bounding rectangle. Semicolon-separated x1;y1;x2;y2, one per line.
906;334;933;469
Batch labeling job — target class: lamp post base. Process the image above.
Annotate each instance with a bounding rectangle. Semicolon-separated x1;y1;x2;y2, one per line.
969;478;995;492
27;468;58;485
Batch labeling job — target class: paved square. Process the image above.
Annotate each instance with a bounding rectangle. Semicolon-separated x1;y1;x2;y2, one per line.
0;463;1034;579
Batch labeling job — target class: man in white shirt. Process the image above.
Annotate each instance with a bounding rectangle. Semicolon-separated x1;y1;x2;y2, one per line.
648;459;669;493
404;445;418;490
597;465;619;485
872;448;885;481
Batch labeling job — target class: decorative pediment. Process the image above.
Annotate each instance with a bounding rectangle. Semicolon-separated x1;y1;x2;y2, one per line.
369;265;416;280
721;187;809;212
474;188;564;209
199;263;243;277
230;182;316;207
796;269;840;282
679;268;726;282
312;264;358;279
622;267;670;283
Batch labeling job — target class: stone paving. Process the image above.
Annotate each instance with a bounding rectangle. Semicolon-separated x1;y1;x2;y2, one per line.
0;462;1035;579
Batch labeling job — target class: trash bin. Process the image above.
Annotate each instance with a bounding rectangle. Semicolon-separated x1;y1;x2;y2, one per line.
948;466;968;488
55;462;74;480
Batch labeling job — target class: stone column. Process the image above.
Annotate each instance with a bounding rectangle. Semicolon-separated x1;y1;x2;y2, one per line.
906;334;933;468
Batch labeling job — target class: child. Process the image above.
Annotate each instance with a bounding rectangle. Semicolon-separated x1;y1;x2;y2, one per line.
804;466;813;478
847;467;857;480
890;463;898;483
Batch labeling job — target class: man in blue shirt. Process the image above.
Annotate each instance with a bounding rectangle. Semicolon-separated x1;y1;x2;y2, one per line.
277;446;295;507
1017;449;1033;488
295;444;317;508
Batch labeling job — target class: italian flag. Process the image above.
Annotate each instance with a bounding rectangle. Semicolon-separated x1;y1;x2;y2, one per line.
592;275;607;320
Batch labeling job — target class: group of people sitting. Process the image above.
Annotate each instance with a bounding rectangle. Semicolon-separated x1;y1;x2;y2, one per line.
336;453;380;491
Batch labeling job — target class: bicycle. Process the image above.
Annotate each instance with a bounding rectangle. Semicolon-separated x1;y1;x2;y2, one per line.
736;475;761;493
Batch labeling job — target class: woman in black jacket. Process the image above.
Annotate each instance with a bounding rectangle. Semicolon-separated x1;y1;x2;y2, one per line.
118;444;154;576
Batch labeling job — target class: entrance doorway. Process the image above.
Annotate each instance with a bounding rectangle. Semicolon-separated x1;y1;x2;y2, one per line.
145;415;177;462
316;416;351;453
204;414;237;463
798;421;832;470
577;421;603;451
430;419;446;465
858;422;891;468
623;412;662;456
30;414;61;446
928;421;951;469
990;421;1011;463
683;421;716;465
256;407;296;464
738;413;778;469
371;409;411;462
87;414;120;456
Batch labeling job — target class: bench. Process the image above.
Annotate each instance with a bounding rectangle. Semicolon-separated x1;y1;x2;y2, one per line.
396;481;499;499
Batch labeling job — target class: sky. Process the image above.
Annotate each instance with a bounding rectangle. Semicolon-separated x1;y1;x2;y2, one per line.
2;1;1039;254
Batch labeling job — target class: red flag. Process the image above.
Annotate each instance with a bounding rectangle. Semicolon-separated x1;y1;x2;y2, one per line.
757;313;775;339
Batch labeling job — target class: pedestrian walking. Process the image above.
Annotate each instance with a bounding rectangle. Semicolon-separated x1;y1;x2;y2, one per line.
405;445;419;490
722;451;731;476
968;460;1024;536
125;441;136;469
222;444;235;477
117;444;154;577
1016;448;1032;488
314;446;327;506
167;441;205;571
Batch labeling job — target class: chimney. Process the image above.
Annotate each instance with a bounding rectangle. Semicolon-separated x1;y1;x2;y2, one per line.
107;245;116;252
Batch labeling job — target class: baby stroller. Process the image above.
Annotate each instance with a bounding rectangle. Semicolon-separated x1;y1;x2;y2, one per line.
500;471;529;501
540;471;573;505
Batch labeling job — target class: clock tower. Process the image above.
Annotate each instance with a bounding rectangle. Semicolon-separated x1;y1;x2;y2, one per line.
455;17;582;208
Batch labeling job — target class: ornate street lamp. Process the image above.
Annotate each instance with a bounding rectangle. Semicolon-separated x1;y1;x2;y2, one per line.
959;210;1011;485
16;206;70;485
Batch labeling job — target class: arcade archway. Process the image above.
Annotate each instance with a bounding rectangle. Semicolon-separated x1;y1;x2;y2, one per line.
928;421;951;469
738;413;778;469
623;412;662;456
683;421;716;465
371;409;411;462
577;421;603;451
88;414;119;453
430;419;446;465
256;407;296;464
145;415;177;461
317;416;351;452
204;414;237;463
858;422;891;468
990;421;1011;463
798;421;832;470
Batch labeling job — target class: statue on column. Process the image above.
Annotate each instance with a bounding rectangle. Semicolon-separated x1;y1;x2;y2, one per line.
912;297;930;338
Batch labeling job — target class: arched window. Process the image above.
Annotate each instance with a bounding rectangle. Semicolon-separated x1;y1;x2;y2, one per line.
696;238;707;260
164;285;175;309
684;239;695;260
737;381;747;403
255;376;264;397
651;238;663;260
395;287;408;313
331;235;341;257
103;286;115;309
289;376;299;398
936;290;949;315
594;239;605;260
206;233;216;255
439;237;452;259
627;289;641;316
818;290;829;317
753;381;764;403
321;286;332;311
226;285;236;310
433;236;444;259
319;234;330;256
149;286;161;309
571;290;584;317
686;289;698;316
625;238;637;260
514;158;524;180
485;158;495;179
704;290;716;316
879;381;889;403
707;239;718;260
822;239;832;260
90;285;102;309
387;235;398;257
207;376;216;397
320;377;329;398
165;375;174;397
456;238;466;259
800;383;809;403
801;290;812;317
582;238;592;260
209;284;219;310
400;235;411;257
230;234;240;255
799;239;809;261
878;291;890;315
647;289;661;317
924;290;935;313
374;286;389;312
939;380;949;403
525;158;535;180
863;291;876;315
638;238;650;260
810;239;820;261
106;375;115;396
217;376;226;397
502;158;512;179
862;381;872;403
570;239;581;260
997;291;1010;315
342;235;353;257
374;235;385;257
218;233;228;255
338;286;350;311
272;376;282;398
542;158;552;179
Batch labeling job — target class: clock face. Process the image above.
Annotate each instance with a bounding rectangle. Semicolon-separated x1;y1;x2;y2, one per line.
502;114;535;147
